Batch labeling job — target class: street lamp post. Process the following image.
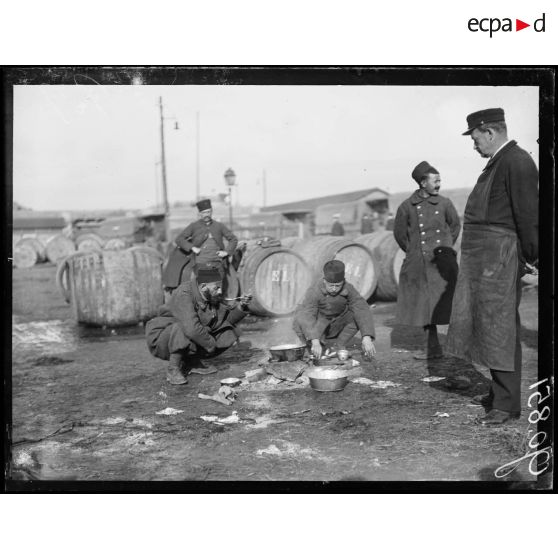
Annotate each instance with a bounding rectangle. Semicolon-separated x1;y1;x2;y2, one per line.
224;168;236;229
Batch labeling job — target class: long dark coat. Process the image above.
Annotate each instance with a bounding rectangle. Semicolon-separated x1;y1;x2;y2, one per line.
162;219;238;288
446;141;539;372
393;191;461;326
146;278;246;360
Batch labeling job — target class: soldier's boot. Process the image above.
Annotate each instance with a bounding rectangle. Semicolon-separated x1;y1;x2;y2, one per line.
166;352;188;385
183;354;218;375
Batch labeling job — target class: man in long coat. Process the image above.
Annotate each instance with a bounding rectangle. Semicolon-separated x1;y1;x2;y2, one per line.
331;214;345;236
162;198;238;290
393;161;461;359
292;260;376;361
146;265;250;385
445;108;538;425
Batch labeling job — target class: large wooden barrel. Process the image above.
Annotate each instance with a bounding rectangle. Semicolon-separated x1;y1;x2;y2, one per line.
56;246;164;327
13;237;47;268
285;236;378;300
46;234;76;264
355;231;404;301
237;241;312;316
76;233;104;252
13;242;38;268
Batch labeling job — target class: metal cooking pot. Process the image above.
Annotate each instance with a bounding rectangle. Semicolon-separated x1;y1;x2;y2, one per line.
269;343;306;362
307;368;349;392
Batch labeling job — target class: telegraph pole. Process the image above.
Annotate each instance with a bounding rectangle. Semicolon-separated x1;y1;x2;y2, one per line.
159;96;171;241
262;169;267;207
196;111;200;201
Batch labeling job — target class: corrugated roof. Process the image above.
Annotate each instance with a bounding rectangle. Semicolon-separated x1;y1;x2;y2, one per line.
261;188;390;214
13;212;67;230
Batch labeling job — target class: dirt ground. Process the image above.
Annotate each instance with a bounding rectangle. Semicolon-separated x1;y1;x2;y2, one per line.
8;263;543;485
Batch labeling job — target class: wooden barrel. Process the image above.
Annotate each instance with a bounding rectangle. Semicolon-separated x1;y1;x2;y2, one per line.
237;241;312;316
13;242;38;268
286;236;378;300
104;238;128;250
46;234;76;264
279;236;299;249
56;246;164;327
76;233;104;252
13;237;47;268
355;231;404;301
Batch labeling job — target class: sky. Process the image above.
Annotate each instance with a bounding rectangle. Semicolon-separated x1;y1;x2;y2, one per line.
13;84;539;212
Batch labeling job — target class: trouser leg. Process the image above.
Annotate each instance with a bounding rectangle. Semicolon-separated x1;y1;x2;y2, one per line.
490;278;522;415
490;369;521;414
332;320;359;348
425;324;442;355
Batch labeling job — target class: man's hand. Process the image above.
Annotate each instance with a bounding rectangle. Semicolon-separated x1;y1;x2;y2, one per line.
361;336;376;359
217;250;228;258
192;246;201;255
311;339;323;360
239;294;252;310
525;262;538;275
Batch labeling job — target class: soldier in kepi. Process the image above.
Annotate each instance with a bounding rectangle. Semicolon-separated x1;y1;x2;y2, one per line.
146;265;251;385
162;198;238;292
445;108;538;425
393;161;461;360
292;260;376;361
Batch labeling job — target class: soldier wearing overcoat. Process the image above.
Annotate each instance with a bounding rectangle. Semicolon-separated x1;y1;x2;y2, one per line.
292;260;376;361
146;266;249;384
162;198;238;289
393;161;461;358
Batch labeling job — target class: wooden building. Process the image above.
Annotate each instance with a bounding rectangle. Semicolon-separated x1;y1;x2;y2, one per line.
259;188;391;238
12;211;68;245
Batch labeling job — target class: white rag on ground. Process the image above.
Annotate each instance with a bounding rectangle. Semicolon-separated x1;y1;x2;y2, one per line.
350;378;401;389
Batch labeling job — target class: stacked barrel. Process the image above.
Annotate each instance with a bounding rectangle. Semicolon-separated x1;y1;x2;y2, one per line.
282;236;379;300
236;240;312;317
354;231;404;301
12;237;48;268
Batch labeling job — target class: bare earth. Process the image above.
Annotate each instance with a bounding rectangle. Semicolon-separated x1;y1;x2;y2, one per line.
9;264;541;484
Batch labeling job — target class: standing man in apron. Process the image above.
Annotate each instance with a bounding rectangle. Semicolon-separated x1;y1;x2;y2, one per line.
162;198;238;292
393;161;461;359
445;108;539;426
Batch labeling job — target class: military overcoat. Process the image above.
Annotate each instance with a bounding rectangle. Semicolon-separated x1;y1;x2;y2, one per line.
293;280;376;341
162;219;238;288
393;191;461;326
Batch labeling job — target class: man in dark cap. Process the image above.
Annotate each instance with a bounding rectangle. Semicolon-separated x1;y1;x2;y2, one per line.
446;108;538;425
162;198;238;290
146;264;251;385
292;260;376;360
393;161;461;359
360;213;374;235
330;214;345;236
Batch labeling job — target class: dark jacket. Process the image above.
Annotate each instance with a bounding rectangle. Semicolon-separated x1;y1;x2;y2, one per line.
463;140;538;264
294;280;375;341
331;222;345;236
145;278;247;355
394;191;461;326
162;219;238;288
